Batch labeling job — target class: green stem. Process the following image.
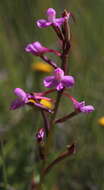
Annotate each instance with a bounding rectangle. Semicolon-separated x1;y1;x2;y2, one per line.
55;111;79;123
42;144;75;177
51;90;63;122
1;140;8;190
37;92;63;190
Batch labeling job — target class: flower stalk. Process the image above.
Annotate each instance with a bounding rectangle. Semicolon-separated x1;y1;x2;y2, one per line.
42;143;75;177
10;7;95;190
55;110;79;123
40;55;58;69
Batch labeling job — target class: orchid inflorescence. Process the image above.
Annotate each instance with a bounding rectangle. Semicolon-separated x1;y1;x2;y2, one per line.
10;8;95;189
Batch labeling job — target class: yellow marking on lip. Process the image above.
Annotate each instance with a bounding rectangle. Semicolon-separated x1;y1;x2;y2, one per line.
40;99;54;109
28;99;36;104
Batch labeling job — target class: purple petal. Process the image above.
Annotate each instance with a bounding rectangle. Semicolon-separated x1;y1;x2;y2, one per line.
73;101;85;109
25;42;42;54
54;68;64;81
62;76;75;88
25;43;41;55
32;41;43;51
14;88;27;102
36;19;51;28
80;105;95;113
25;43;37;53
32;41;48;53
55;18;66;26
32;41;48;52
47;8;56;17
56;82;64;91
10;99;25;110
43;76;56;88
47;8;56;22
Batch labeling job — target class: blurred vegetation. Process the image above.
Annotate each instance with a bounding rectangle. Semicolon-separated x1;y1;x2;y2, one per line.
0;0;104;189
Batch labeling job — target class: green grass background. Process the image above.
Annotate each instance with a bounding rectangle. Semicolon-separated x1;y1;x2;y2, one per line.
0;0;104;189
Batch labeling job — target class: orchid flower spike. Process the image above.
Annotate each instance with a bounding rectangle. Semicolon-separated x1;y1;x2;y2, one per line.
37;8;70;28
70;96;95;113
25;41;61;56
43;67;75;91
